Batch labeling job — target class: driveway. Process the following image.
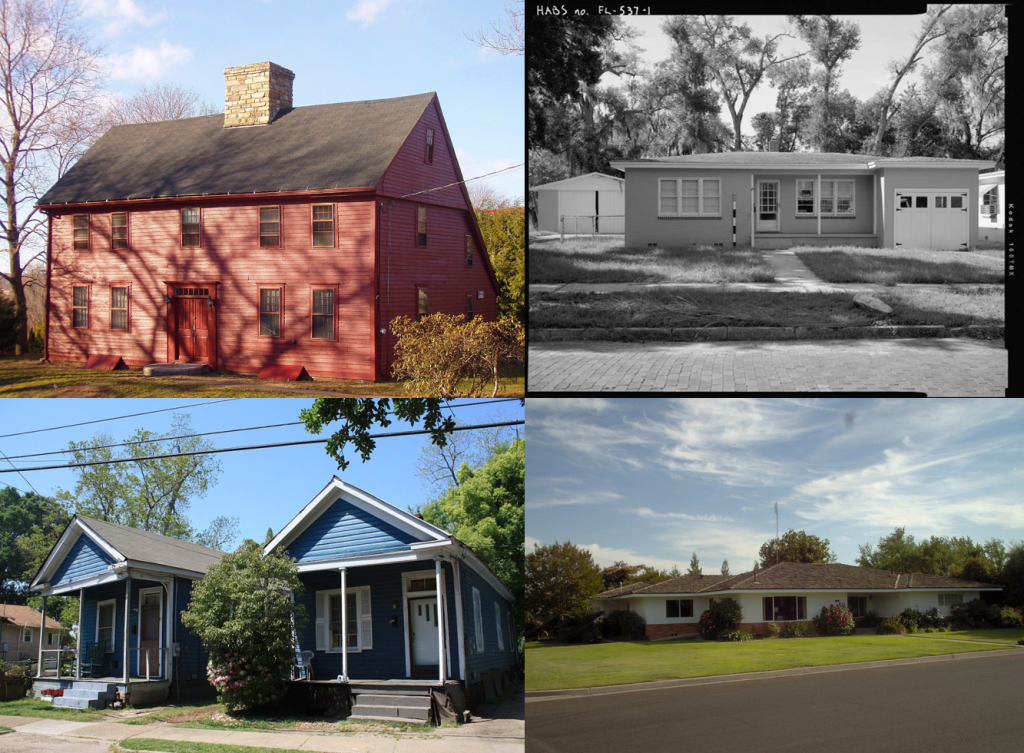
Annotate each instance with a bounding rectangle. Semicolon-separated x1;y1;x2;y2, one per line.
526;650;1024;753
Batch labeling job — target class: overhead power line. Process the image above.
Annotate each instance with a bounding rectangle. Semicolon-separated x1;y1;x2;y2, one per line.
0;447;40;494
396;163;524;200
0;420;524;474
0;399;241;440
2;398;523;463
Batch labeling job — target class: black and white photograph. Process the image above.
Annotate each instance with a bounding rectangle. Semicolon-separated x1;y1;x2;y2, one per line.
528;7;1011;394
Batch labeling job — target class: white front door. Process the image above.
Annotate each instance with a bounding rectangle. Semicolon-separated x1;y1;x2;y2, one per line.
410;598;439;666
757;181;780;231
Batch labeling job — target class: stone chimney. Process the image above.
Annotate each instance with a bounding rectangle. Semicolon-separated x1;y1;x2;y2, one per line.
223;61;294;127
769;137;780;152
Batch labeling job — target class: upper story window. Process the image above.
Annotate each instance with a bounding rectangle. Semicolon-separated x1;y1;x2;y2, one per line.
73;215;89;250
111;212;128;249
416;206;427;247
417;286;428;322
466;235;473;267
260;207;281;247
466;295;474;321
72;286;89;329
181;208;200;247
425;128;435;163
312;204;334;247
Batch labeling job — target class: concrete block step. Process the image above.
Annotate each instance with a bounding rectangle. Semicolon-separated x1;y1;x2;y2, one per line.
52;696;106;710
64;688;115;701
355;693;431;708
72;682;118;693
351;703;430;720
348;714;429;725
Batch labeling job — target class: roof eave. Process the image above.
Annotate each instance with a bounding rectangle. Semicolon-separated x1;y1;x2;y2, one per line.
36;185;376;212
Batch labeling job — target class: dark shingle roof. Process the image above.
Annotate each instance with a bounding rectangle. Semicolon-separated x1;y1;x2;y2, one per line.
38;93;437;205
623;574;731;595
594;581;653;599
615;153;992;166
78;515;227;573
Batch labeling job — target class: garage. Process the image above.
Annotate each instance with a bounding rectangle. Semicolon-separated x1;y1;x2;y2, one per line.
894;189;969;250
529;172;625;235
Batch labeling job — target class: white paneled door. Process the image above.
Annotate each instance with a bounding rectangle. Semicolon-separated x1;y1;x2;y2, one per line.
757;181;780;232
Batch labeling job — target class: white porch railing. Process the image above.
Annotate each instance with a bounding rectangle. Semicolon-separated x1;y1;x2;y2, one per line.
37;648;78;679
128;647;170;681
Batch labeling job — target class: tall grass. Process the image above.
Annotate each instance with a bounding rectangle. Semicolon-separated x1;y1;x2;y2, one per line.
794;246;1003;285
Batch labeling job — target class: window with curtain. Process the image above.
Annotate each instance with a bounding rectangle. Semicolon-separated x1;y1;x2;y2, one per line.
112;212;128;249
260;288;281;337
311;288;335;339
797;181;815;214
110;287;129;331
181;208;200;247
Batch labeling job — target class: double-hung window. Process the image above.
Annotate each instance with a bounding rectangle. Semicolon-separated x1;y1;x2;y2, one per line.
260;207;281;247
938;593;963;607
425;128;435;163
97;600;115;652
982;186;999;218
796;180;855;216
22;627;32;643
259;288;282;337
73;215;89;250
315;587;372;652
181;208;200;247
658;178;721;216
312;204;334;247
330;592;359;650
110;286;129;331
311;288;335;340
112;212;128;249
72;286;89;328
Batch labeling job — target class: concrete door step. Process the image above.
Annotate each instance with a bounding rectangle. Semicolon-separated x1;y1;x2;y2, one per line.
52;696;105;709
348;713;430;725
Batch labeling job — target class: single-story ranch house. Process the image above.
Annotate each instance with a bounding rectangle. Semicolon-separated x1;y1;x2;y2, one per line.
608;152;996;251
593;561;1001;639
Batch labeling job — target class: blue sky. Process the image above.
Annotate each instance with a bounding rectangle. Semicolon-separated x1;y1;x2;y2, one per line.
527;399;1024;574
80;0;524;199
0;398;524;549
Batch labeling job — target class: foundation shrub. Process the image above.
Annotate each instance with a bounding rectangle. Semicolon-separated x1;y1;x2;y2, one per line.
783;622;817;638
814;604;855;636
876;616;907;635
919;607;944;629
599;609;647;641
698;598;742;640
897;608;922;632
720;630;753;642
998;606;1024;628
557;606;602;644
765;622;781;639
950;599;1000;629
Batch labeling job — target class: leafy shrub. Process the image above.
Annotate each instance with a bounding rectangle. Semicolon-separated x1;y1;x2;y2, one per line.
814;604;855;636
919;607;944;629
765;622;781;639
950;598;1000;629
876;616;907;635
28;321;45;353
1017;637;1024;646
720;630;753;642
599;609;647;641
998;606;1023;628
897;608;922;632
698;598;742;640
525;617;546;642
0;294;19;354
0;663;31;699
557;606;602;644
784;621;817;638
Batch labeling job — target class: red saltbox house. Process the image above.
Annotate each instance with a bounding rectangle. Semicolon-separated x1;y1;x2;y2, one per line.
38;62;499;380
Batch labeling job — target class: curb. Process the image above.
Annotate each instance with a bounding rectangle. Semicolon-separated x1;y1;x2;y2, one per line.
530;324;1003;343
525;648;1023;702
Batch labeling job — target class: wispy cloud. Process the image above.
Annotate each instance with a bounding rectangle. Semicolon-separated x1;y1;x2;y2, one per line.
631;506;733;523
81;0;167;34
105;40;191;81
525;535;543;552
582;543;686;572
527;489;624;511
348;0;390;26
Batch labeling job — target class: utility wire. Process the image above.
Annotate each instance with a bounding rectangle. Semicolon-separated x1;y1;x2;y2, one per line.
0;420;524;474
0;448;40;495
395;163;523;200
0;479;32;495
0;399;241;440
3;398;523;462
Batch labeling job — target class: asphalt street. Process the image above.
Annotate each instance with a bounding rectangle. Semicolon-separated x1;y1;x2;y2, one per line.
526;651;1024;753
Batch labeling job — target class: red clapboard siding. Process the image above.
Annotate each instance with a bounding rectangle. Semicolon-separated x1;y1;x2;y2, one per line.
48;196;377;380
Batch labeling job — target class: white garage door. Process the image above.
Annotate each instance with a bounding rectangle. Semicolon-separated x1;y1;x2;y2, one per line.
894;190;969;250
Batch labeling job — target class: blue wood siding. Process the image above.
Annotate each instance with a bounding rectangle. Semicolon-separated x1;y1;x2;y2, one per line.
295;561;460;680
79;580;127;677
51;534;114;586
460;562;516;681
286;499;420;563
173;577;210;682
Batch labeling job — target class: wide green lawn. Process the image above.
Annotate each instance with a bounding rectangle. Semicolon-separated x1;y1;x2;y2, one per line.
526;635;1013;691
0;697;110;721
919;628;1024;645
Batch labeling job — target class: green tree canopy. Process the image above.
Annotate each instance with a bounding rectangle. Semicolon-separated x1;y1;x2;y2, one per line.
1;487;68;602
999;542;1024;608
687;552;702;575
857;527;1004;579
526;541;602;626
760;529;837;568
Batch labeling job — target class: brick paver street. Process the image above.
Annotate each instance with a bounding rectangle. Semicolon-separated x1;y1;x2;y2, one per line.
528;338;1007;394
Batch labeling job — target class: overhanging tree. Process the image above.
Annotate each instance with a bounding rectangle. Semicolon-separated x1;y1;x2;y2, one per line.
526;541;602;628
759;529;837;568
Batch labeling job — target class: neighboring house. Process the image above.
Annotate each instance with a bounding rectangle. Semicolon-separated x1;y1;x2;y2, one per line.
593;562;1001;639
978;170;1005;242
0;604;63;664
529;173;626;234
29;515;227;707
38;61;500;380
264;476;517;720
609;152;996;251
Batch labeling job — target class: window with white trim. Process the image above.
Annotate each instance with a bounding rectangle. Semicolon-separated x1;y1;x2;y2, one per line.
666;599;693;618
938;593;963;607
22;627;32;643
982;186;998;217
796;179;855;216
658;178;722;216
495;602;504;651
48;632;57;645
472;587;484;654
315;587;372;652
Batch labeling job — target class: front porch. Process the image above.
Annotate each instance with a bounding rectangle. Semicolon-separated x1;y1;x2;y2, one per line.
32;677;170;709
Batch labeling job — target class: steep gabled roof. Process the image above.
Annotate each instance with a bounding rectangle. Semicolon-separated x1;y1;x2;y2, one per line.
38;93;437;205
77;515;226;573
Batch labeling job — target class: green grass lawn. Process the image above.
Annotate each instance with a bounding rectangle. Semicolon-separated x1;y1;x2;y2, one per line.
0;697;111;721
525;635;1013;691
876;286;1003;327
117;739;293;753
915;628;1024;645
530;237;776;284
794;246;1004;285
0;357;524;398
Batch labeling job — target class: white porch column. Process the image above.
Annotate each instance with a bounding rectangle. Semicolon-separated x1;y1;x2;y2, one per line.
434;557;444;684
453;560;466;682
340;567;349;682
750;175;755;248
123;575;131;683
817;174;822;236
76;588;84;679
38;595;46;677
166;578;175;682
873;174;878;236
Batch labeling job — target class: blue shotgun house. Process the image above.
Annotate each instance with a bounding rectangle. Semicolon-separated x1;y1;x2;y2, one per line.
29;515;226;708
265;477;517;722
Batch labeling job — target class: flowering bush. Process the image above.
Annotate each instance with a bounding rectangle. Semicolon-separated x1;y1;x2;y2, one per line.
999;606;1023;628
698;610;719;641
814;604;855;636
206;652;291;710
41;688;64;697
876;616;907;635
698;598;743;641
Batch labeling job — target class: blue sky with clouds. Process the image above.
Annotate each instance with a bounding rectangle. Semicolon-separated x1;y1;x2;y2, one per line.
0;398;524;550
527;399;1024;574
78;0;523;199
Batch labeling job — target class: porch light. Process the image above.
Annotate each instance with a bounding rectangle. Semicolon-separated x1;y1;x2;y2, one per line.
164;294;172;304
206;296;214;307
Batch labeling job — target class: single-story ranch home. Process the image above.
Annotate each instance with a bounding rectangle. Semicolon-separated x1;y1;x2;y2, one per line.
593;561;1001;639
608;152;996;251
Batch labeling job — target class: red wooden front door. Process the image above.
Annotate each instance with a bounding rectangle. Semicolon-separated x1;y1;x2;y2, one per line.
173;292;212;364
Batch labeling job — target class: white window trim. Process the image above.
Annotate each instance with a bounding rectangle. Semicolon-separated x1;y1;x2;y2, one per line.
320;586;370;653
795;179;855;216
494;602;504;651
938;593;964;607
658;177;722;217
472;586;484;654
22;626;33;643
96;598;116;653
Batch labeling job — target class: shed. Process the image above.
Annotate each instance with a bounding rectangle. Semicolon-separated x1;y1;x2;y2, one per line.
529;172;625;234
